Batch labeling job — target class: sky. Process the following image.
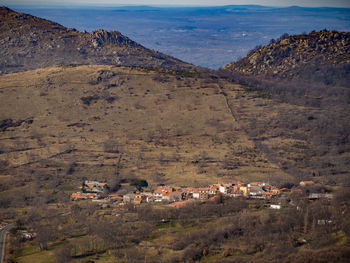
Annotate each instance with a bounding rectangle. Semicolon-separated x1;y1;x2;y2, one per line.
2;0;350;8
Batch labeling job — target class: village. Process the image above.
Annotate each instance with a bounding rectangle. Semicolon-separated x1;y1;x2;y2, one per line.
70;179;333;210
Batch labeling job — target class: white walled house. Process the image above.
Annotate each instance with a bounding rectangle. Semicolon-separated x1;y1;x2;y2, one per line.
192;191;200;199
219;184;228;194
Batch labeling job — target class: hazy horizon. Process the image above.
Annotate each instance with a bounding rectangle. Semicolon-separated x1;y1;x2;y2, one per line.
2;0;350;8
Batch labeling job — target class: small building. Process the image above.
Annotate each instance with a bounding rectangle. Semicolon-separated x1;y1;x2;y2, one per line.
169;191;183;202
161;192;171;201
198;188;209;200
248;185;264;198
134;194;147;204
85;193;98;199
84;180;107;193
123;194;135;203
219;184;230;194
192;190;200;199
209;185;219;196
21;231;36;241
142;192;154;202
270;204;281;209
227;188;243;197
71;192;87;201
239;186;249;197
184;187;195;193
154;186;175;202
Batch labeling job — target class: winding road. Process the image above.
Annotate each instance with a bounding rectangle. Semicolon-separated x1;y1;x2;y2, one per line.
0;223;15;263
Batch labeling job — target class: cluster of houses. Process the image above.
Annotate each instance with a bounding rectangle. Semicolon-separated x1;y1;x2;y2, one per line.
70;180;332;207
70;180;107;200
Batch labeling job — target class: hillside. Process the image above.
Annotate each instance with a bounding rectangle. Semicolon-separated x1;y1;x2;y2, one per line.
0;65;291;195
1;64;349;199
0;7;194;74
1;65;349;263
0;9;348;194
223;30;350;87
1;8;350;263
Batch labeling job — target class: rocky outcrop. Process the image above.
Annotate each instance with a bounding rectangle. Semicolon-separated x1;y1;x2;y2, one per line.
222;30;350;87
91;29;136;47
0;7;194;74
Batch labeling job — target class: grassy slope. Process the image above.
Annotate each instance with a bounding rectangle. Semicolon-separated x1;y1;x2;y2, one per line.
2;65;349;263
0;65;288;191
221;84;350;184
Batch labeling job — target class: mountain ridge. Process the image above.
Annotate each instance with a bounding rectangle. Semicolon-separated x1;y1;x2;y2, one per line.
222;30;350;87
0;6;195;74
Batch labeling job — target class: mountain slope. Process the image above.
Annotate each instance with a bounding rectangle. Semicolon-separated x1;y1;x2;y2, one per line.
1;64;349;195
223;30;350;87
0;65;290;194
0;7;194;74
220;30;350;186
0;8;349;192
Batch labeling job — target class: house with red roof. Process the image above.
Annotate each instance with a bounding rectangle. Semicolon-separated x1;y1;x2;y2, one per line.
85;193;98;199
70;192;87;201
162;192;171;201
84;180;107;193
153;185;176;202
209;185;219;196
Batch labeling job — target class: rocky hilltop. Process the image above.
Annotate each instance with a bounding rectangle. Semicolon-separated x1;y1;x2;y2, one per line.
0;7;194;74
223;30;350;87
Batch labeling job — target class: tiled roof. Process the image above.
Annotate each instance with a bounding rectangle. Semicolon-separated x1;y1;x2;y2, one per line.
71;193;84;197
